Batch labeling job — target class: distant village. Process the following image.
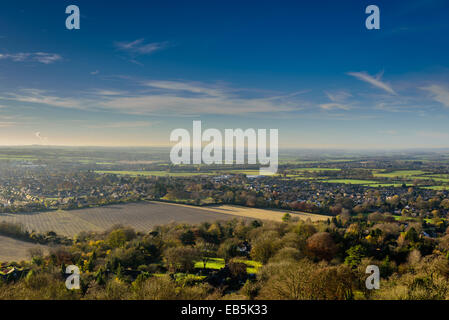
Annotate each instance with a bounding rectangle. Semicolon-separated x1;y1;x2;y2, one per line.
1;163;448;222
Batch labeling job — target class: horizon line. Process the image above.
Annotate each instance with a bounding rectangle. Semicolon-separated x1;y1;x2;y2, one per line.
1;144;449;152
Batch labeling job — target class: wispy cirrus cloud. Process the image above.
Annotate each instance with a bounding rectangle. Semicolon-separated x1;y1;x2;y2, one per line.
92;89;128;96
0;122;16;127
97;94;298;116
115;39;169;56
319;103;351;111
0;80;303;116
98;80;302;116
417;131;449;139
85;121;156;129
420;84;449;107
0;89;86;109
320;90;352;110
325;90;352;102
143;80;225;96
0;52;62;64
347;71;396;95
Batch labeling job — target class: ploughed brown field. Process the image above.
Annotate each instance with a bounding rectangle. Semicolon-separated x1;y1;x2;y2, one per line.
0;202;329;237
0;235;48;262
0;202;330;261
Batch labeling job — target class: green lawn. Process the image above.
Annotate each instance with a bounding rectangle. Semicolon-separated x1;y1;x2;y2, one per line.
194;257;225;270
235;259;263;274
393;215;443;223
194;257;262;274
174;273;207;282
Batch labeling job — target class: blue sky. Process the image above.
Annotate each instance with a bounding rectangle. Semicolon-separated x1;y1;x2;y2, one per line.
0;0;448;148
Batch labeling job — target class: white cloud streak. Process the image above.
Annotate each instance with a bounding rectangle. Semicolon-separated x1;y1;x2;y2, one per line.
0;81;302;116
115;39;169;56
0;122;15;127
98;80;300;115
0;89;86;109
35;131;48;143
319;103;351;111
347;71;396;95
85;121;156;129
420;84;449;107
0;52;62;64
325;91;352;102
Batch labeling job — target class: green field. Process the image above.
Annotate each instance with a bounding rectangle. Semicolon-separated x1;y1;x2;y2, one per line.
286;176;321;180
372;170;449;190
324;179;380;185
97;169;281;177
373;170;428;178
194;258;225;270
194;257;262;274
421;186;449;190
226;170;275;176
279;159;355;164
392;215;443;223
426;174;449;179
365;183;409;188
291;168;341;172
0;156;38;160
419;176;449;182
227;168;340;176
96;170;213;177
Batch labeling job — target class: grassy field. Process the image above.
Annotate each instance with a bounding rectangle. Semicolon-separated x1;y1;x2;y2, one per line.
373;170;428;178
194;257;225;270
194;257;262;274
0;156;38;161
323;179;380;185
286;176;320;180
418;176;449;182
291;168;341;172
279;159;354;164
422;186;449;190
222;168;340;175
225;170;274;176
0;235;48;262
371;170;449;189
365;183;410;188
96;170;213;177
